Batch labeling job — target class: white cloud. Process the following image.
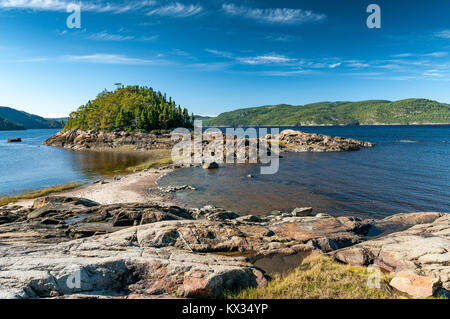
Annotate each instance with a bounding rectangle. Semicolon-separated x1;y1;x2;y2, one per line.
423;70;444;77
64;53;155;64
222;3;326;24
425;52;448;57
329;62;341;69
147;2;202;18
391;53;414;58
391;52;448;58
205;49;234;59
237;54;296;65
0;0;156;14
347;62;370;68
436;30;450;39
88;32;135;41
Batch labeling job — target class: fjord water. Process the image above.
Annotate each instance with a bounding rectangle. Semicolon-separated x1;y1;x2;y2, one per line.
0;129;150;196
159;125;450;218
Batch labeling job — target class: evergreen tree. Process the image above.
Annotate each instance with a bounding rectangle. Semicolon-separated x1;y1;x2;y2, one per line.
64;85;193;132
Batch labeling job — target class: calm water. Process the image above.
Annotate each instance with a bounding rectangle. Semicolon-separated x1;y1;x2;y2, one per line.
159;125;450;219
0;129;151;196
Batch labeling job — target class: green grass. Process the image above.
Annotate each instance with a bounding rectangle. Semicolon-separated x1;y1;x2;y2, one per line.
0;182;83;207
126;157;173;172
224;254;404;299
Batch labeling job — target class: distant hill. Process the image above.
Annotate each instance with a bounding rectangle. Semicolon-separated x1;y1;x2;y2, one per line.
47;117;68;124
194;115;213;121
204;99;450;126
0;116;25;131
0;107;63;129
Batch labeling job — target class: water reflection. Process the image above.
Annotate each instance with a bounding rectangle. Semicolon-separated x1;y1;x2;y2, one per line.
68;150;152;177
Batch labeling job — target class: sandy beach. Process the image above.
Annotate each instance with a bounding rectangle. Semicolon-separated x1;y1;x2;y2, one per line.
13;167;176;208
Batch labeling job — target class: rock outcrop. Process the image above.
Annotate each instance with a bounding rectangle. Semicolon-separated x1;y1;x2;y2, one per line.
1;197;447;299
44;129;374;154
278;129;374;152
0;197;377;298
44;130;173;151
332;212;450;290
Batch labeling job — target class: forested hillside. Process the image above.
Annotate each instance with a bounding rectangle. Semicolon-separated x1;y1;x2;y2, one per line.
0;116;25;131
0;107;62;129
204;99;450;126
64;86;194;132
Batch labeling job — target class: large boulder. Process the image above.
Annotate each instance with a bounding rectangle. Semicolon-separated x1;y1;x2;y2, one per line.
390;272;441;298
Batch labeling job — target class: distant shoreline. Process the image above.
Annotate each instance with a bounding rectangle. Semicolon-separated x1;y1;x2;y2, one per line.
1;123;450;132
205;123;450;128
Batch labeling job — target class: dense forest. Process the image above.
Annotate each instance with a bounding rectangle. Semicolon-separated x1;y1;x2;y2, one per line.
0;116;25;131
0;107;62;129
64;86;194;132
204;99;450;126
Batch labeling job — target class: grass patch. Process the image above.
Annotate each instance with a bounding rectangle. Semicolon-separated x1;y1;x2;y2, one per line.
224;254;404;299
126;157;173;172
0;182;83;207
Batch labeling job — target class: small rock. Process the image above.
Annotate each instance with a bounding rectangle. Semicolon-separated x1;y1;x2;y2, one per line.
157;185;196;193
316;213;332;218
291;207;313;217
390;272;441;298
270;210;283;216
236;215;262;223
203;162;219;169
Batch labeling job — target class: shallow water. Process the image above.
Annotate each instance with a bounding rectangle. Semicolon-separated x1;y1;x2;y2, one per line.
159;125;450;219
0;129;152;196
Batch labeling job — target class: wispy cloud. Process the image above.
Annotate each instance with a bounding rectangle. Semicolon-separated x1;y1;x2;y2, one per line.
425;52;448;57
391;52;448;58
436;30;450;39
88;32;135;41
264;34;299;42
64;53;156;64
329;62;341;69
147;2;202;18
391;53;414;58
206;49;297;66
0;0;156;14
169;49;197;60
237;54;296;65
205;49;234;59
86;31;159;42
346;61;370;68
222;3;326;24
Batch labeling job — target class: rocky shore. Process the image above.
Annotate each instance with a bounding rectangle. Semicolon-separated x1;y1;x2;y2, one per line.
0;194;448;298
43;129;374;153
44;130;174;151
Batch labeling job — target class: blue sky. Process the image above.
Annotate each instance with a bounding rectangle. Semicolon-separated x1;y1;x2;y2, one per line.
0;0;449;117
